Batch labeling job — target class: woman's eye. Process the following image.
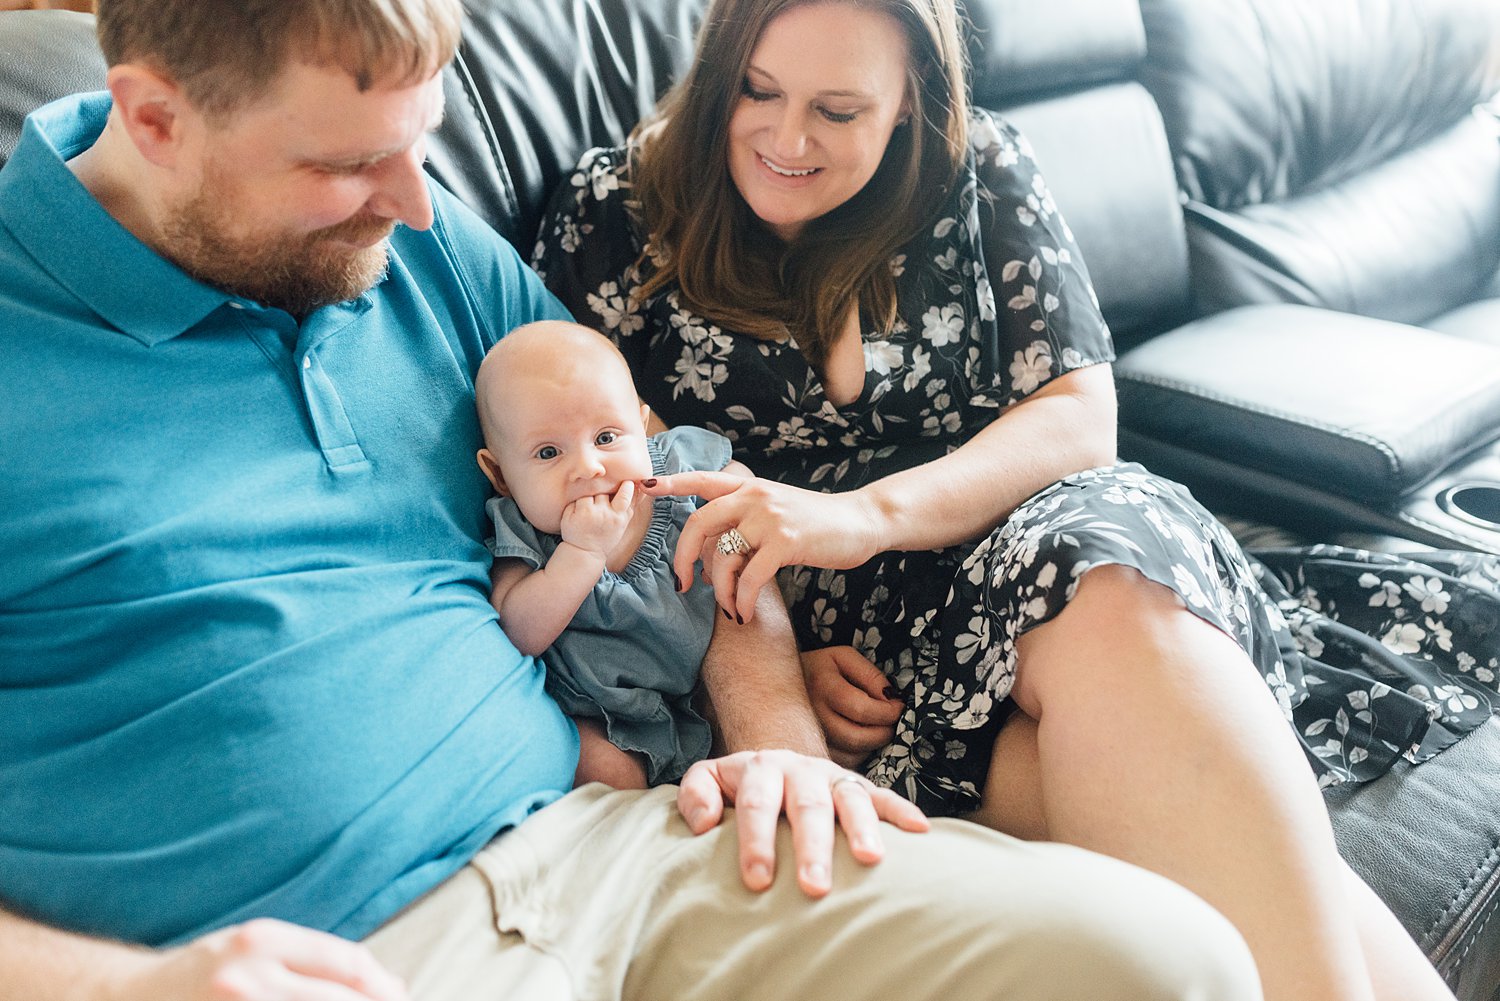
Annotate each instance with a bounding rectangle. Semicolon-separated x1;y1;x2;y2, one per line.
596;431;618;446
536;446;559;460
819;107;858;124
741;79;776;102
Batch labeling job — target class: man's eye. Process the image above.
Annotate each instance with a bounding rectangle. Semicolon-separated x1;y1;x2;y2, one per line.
536;446;559;460
596;431;618;445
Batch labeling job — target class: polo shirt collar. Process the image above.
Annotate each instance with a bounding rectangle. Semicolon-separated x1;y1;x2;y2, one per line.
0;92;242;346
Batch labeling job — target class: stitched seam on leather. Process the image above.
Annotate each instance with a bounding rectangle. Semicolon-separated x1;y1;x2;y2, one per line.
451;49;519;219
1453;886;1499;975
1423;840;1500;953
1118;371;1403;478
1400;509;1498;551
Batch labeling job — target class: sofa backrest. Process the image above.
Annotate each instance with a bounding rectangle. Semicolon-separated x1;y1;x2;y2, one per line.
1139;0;1500;325
0;0;1196;348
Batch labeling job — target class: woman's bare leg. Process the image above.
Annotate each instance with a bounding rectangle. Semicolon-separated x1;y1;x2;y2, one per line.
984;564;1452;1001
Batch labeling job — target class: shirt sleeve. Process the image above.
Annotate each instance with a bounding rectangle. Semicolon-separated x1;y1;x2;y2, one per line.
425;179;572;354
966;109;1115;409
530;146;654;374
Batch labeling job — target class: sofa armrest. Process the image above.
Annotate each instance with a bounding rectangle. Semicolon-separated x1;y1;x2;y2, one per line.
1115;304;1500;503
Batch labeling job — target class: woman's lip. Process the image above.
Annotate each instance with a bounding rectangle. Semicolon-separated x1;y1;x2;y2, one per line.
757;154;821;183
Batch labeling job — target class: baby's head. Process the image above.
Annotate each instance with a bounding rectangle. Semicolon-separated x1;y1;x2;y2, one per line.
475;320;653;533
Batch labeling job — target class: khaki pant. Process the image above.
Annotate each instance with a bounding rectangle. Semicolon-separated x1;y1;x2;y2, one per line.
367;784;1261;1001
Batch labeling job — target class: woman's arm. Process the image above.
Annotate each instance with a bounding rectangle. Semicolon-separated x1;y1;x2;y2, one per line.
860;362;1116;552
645;363;1116;620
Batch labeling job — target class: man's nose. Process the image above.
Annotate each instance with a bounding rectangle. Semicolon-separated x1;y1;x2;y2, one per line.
367;142;435;232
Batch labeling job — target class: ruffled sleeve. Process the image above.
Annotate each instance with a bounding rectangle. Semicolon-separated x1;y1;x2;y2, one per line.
484;495;551;570
964;109;1115;408
530;145;654;375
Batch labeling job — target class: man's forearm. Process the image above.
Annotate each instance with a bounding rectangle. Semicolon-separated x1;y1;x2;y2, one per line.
700;584;828;757
0;907;154;1001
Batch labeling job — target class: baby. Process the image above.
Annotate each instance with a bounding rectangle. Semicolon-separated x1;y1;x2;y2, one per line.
475;320;749;788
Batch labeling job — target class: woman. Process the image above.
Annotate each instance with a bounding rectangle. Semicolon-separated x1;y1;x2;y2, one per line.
532;0;1498;997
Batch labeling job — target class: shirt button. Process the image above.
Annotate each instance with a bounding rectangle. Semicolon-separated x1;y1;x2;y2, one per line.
228;302;245;310
302;356;312;370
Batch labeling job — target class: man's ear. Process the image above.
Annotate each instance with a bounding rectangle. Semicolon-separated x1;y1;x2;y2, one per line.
105;63;196;169
476;448;511;497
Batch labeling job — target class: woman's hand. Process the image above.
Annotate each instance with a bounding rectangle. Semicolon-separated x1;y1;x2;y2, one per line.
641;471;884;622
801;646;903;769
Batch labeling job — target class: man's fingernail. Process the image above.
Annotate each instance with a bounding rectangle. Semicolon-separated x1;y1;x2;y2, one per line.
747;862;772;887
884;686;899;699
642;478;658;487
804;863;828;886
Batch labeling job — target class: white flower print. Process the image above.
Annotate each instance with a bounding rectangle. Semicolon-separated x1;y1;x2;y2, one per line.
1359;572;1402;608
865;339;902;376
1432;684;1479;715
671;345;727;402
921;304;964;346
1403;576;1450;614
903;345;932;392
1380;621;1425;655
1009;340;1054;394
586;281;644;335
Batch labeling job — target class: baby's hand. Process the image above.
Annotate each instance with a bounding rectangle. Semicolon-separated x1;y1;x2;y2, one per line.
560;480;637;556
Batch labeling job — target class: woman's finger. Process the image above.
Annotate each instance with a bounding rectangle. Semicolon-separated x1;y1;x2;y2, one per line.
832;646;902;702
672;499;745;595
641;469;748;503
709;546;747;621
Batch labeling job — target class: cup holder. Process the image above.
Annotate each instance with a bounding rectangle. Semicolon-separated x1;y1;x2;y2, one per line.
1436;483;1500;531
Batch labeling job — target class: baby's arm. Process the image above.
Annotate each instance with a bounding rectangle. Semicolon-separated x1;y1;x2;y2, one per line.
490;481;638;655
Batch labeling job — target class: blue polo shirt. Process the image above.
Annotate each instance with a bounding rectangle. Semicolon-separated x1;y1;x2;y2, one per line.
0;93;577;946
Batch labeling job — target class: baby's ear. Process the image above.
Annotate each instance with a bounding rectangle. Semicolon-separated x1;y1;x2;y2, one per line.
476;448;511;496
640;402;652;426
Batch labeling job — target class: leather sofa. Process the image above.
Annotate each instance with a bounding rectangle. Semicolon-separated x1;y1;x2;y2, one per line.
2;1;1498;996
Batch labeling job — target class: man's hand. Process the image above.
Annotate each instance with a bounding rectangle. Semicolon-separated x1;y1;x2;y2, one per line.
675;749;928;899
800;646;903;769
122;919;409;1001
558;480;636;556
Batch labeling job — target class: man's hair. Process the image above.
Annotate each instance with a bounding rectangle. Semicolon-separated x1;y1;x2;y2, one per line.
94;0;464;118
628;0;969;370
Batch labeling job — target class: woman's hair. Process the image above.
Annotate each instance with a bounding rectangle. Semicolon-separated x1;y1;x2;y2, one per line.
630;0;969;369
94;0;463;120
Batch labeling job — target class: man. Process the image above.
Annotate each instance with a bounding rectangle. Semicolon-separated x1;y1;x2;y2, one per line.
0;2;1261;998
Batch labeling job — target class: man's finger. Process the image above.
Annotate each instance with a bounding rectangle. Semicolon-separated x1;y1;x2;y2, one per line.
831;777;886;866
675;759;728;834
732;755;786;892
783;766;837;898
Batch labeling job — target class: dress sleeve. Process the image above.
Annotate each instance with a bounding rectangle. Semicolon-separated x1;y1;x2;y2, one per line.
530;146;654;374
484;495;549;569
966;109;1115;409
651;426;734;479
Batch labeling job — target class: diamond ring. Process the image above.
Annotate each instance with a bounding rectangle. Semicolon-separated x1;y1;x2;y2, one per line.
716;527;752;557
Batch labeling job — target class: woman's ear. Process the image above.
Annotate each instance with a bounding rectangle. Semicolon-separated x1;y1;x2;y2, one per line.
105;63;197;169
476;448;511;496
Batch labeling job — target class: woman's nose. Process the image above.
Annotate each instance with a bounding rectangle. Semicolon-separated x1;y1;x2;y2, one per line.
769;110;810;161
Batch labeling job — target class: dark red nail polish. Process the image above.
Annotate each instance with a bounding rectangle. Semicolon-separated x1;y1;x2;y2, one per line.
674;572;682;591
642;478;658;487
884;686;899;699
722;608;732;620
735;613;744;625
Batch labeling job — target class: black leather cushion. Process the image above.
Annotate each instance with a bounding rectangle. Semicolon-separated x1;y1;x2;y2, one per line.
1116;304;1500;502
1138;0;1500;326
1326;717;1500;1000
0;10;105;168
964;0;1145;106
429;0;705;248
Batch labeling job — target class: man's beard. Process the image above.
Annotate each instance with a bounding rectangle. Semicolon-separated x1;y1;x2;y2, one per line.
161;166;395;318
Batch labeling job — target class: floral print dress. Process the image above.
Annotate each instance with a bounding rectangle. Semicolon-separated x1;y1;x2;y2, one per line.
532;110;1500;816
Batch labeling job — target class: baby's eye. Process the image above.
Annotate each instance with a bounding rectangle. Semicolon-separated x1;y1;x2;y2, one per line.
536;445;559;460
740;79;776;102
596;430;618;446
